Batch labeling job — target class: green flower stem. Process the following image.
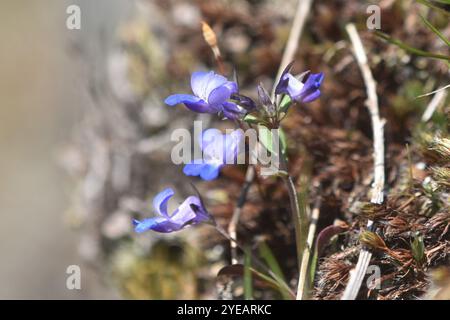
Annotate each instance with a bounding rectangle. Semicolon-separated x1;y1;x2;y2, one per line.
279;144;308;300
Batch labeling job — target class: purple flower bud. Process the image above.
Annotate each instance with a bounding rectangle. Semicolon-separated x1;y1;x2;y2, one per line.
257;84;276;115
231;93;256;112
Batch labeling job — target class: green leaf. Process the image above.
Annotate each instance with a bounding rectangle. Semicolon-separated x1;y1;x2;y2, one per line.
258;242;290;300
416;0;450;16
375;31;450;61
243;114;260;124
279;95;292;113
258;126;277;155
309;249;319;286
411;234;425;265
432;0;450;4
243;248;253;300
258;126;287;156
419;14;450;47
279;127;288;156
248;268;294;299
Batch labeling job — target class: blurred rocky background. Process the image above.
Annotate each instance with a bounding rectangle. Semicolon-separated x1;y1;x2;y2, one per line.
0;0;133;299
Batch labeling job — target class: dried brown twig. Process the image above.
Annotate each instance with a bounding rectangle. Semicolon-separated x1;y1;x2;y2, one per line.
228;166;255;264
297;197;321;299
421;88;447;122
341;23;385;300
272;0;314;101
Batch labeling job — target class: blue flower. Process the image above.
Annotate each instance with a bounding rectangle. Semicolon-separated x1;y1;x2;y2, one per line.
275;64;324;103
133;188;209;233
165;71;244;119
183;128;243;181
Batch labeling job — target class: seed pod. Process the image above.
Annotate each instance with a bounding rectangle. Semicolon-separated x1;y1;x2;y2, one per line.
201;21;223;73
201;21;217;48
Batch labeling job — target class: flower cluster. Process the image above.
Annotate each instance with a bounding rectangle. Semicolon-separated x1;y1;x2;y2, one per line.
135;64;323;235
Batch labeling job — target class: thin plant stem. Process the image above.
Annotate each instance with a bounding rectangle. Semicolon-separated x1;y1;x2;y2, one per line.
228;165;255;264
271;0;314;101
342;23;385;300
279;146;308;300
375;31;450;61
297;198;321;299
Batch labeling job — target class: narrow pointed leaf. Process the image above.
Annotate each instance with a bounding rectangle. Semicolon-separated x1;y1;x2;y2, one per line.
419;14;450;47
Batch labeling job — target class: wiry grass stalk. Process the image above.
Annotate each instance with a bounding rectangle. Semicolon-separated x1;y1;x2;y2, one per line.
279;147;309;300
342;23;385;300
297;198;321;299
272;0;314;300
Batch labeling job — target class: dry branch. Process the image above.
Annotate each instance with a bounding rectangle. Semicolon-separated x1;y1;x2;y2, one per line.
228;166;255;264
421;88;447;122
341;23;385;300
297;198;321;299
272;0;314;101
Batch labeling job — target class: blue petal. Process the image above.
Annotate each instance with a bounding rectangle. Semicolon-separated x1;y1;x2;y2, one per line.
224;129;244;164
200;164;222;181
208;85;232;107
204;73;228;99
232;94;256;111
274;61;295;95
302;89;321;103
183;162;207;176
223;81;238;95
134;217;182;233
184;196;210;223
303;73;323;91
200;128;223;151
165;94;201;106
222;108;240;120
285;74;304;98
170;196;201;225
298;72;324;102
191;71;228;101
222;101;245;120
275;75;290;95
184;99;217;113
152;188;174;217
191;71;213;99
203;139;225;163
